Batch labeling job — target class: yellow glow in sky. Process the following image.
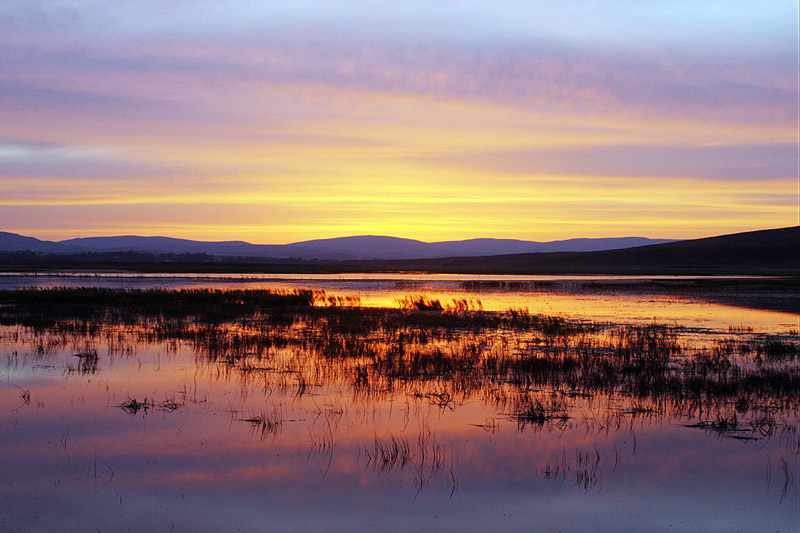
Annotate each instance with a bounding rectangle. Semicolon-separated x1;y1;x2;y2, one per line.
1;2;797;243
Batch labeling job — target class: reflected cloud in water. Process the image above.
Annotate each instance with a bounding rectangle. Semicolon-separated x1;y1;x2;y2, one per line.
1;286;797;531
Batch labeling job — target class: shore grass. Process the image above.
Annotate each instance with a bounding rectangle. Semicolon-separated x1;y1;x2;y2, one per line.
0;287;316;326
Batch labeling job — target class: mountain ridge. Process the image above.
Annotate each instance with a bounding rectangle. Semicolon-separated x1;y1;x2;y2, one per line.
0;231;675;260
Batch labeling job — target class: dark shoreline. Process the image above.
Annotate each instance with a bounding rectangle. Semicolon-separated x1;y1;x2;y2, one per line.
1;258;798;277
1;275;797;315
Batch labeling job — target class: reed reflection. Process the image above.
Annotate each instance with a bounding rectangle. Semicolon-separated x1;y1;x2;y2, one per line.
1;288;797;531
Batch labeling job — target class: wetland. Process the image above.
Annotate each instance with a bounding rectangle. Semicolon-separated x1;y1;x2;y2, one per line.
1;276;798;531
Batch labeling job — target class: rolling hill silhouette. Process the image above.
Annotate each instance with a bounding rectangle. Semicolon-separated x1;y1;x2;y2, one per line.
0;232;672;260
360;227;799;275
1;227;796;275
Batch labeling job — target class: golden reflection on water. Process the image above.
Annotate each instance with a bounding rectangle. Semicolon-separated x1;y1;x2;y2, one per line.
358;289;796;331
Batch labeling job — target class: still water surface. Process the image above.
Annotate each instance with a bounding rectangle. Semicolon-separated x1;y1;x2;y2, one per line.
1;272;795;329
1;274;797;531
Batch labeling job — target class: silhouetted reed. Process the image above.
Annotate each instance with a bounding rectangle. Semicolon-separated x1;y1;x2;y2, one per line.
542;445;603;491
241;405;284;439
363;424;449;490
70;349;99;374
119;396;186;415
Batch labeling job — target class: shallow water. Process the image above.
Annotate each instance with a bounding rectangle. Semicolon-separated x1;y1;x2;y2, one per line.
1;279;798;532
2;273;796;331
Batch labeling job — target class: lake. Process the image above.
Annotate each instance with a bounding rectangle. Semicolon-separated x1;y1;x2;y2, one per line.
1;274;797;531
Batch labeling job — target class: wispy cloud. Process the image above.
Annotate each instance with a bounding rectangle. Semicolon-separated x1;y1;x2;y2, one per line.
413;143;799;180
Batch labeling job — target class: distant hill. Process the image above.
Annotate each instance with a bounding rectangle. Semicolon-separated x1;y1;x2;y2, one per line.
0;232;674;260
360;226;800;275
0;232;69;253
0;227;796;276
291;235;671;259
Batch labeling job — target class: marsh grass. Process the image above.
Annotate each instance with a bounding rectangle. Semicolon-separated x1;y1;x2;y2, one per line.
241;405;284;439
69;349;99;374
119;395;186;415
4;288;799;441
542;445;603;491
0;288;316;327
512;394;571;428
363;424;449;490
757;339;799;359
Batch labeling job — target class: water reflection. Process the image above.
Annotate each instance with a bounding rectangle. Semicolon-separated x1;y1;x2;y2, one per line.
2;273;796;328
1;290;798;531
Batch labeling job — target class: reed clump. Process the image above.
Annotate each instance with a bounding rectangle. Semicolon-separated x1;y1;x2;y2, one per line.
0;288;316;327
240;406;284;439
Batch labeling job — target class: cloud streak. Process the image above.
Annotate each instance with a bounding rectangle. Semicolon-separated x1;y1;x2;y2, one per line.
413;143;799;180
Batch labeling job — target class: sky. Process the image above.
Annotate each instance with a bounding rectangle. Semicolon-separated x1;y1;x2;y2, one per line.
1;1;798;243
